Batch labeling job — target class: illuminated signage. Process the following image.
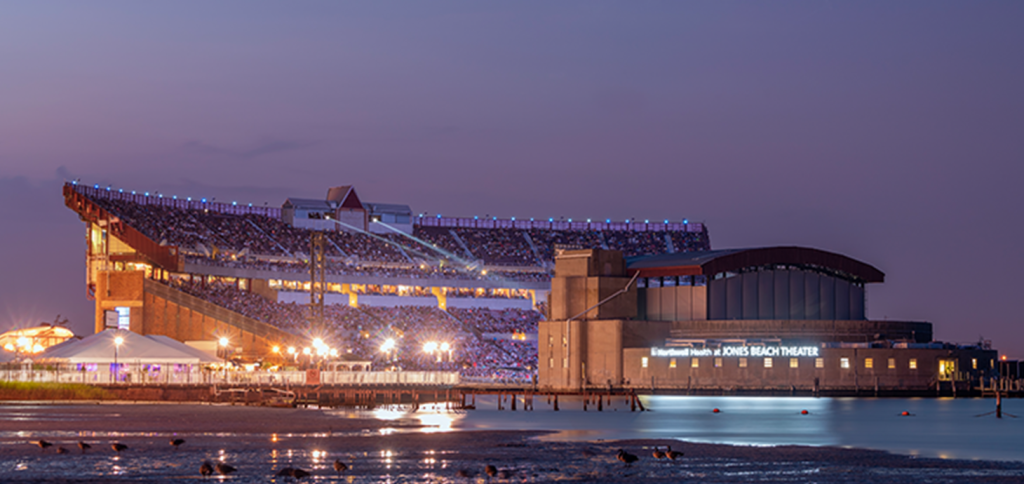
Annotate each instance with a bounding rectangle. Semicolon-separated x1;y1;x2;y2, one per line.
651;346;820;358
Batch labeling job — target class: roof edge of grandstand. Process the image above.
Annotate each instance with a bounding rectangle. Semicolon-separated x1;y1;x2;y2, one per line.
625;246;885;283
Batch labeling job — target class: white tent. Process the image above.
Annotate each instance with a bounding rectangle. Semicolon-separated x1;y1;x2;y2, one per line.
145;335;220;364
34;329;204;364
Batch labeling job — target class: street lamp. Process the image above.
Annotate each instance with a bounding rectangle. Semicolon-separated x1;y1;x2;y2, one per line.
113;335;124;383
219;337;229;380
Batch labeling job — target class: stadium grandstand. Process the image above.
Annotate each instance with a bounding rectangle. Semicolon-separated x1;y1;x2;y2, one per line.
63;182;709;381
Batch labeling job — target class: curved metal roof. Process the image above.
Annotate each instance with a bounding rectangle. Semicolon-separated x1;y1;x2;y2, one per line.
626;246;885;283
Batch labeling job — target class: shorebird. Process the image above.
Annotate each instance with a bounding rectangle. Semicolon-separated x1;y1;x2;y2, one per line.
333;459;348;475
111;443;128;454
616;449;639;466
199;461;214;477
215;462;237;476
485;464;498;477
32;440;53;452
665;446;682;460
652;447;666;459
77;441;91;454
56;446;69;454
170;438;185;450
291;468;311;480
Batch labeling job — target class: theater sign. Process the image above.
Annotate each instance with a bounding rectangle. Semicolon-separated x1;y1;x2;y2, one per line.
651;345;820;358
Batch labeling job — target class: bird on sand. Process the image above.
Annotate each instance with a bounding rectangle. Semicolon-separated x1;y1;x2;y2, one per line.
665;446;682;460
77;441;91;454
199;461;214;477
485;464;498;477
652;447;666;459
32;440;53;452
215;462;237;475
170;438;185;450
617;449;639;466
111;443;128;454
333;459;348;475
276;467;310;480
56;447;69;454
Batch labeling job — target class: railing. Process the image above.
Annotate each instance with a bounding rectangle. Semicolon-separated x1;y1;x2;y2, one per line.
0;364;459;386
416;215;704;233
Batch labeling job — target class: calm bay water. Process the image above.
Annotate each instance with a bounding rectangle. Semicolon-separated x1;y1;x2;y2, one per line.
355;395;1024;462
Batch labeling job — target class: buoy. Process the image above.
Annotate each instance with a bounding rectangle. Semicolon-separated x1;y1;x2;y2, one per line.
901;410;910;416
712;408;720;413
801;409;809;415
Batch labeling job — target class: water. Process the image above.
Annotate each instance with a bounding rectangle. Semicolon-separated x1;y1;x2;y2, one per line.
352;395;1024;461
1;397;1022;483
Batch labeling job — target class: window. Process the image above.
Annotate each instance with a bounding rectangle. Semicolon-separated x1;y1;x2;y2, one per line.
888;358;896;369
738;357;748;368
669;358;677;368
909;358;918;370
972;358;978;370
548;357;553;368
562;336;567;346
548;335;553;346
115;307;131;331
764;358;773;368
641;357;649;368
815;358;824;369
864;358;874;369
840;358;850;369
714;357;723;368
563;358;568;368
691;358;699;368
790;358;799;368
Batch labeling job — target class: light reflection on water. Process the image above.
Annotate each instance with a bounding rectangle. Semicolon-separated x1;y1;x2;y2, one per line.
335;395;1024;462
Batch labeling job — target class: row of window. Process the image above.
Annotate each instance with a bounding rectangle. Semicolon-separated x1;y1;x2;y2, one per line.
639;356;923;370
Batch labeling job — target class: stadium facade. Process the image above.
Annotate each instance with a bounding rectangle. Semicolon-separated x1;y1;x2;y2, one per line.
62;182;705;379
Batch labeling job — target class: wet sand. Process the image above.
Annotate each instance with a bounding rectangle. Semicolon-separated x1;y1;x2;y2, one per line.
2;403;1023;483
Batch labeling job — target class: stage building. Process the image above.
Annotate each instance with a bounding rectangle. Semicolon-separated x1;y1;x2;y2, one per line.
539;248;997;394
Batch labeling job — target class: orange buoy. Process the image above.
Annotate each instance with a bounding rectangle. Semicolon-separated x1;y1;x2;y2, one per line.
712;408;720;413
801;409;809;415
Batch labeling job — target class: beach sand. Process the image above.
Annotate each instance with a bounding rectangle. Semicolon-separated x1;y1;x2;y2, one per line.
1;403;1022;483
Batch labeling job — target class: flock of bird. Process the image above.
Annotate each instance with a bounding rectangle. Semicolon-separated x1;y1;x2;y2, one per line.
31;438;350;480
617;445;683;466
32;438;682;479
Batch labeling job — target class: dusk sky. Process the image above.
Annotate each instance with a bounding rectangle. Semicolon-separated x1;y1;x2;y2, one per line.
2;3;1022;355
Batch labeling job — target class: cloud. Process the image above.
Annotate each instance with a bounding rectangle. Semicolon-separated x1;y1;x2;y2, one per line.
181;137;318;160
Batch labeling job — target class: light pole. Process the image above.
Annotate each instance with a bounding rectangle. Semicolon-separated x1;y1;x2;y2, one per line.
113;335;124;383
219;337;229;381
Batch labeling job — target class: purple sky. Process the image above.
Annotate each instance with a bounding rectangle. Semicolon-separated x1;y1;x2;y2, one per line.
2;3;1023;356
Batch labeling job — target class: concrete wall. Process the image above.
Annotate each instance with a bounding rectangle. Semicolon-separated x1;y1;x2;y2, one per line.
640;286;707;321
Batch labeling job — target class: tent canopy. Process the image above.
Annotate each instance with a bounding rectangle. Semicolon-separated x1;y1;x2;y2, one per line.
35;330;206;364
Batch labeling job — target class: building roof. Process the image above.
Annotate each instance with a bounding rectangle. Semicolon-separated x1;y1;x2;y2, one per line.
364;202;412;215
282;198;334;210
626;246;885;283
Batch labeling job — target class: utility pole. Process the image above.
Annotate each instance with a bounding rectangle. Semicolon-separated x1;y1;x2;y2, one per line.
309;230;327;333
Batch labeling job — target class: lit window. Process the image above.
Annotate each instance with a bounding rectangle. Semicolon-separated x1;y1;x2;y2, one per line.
548;358;553;368
991;359;995;368
563;358;568;368
790;358;799;368
115;307;131;330
840;358;850;369
691;358;699;368
764;358;773;368
739;357;748;368
562;336;567;346
714;357;723;368
865;358;873;369
909;359;917;370
641;357;649;368
548;335;553;346
972;358;977;370
669;358;677;368
888;358;896;369
815;358;824;368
